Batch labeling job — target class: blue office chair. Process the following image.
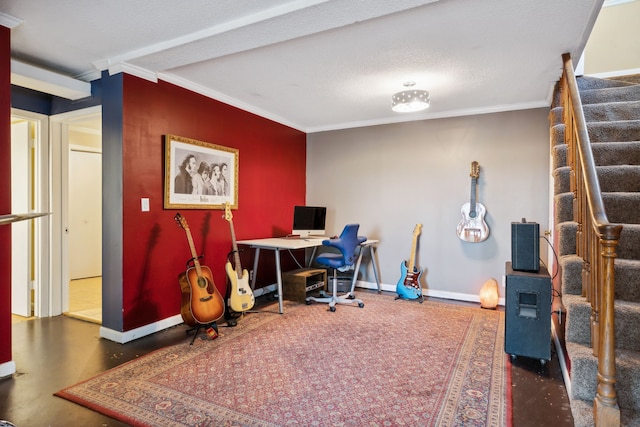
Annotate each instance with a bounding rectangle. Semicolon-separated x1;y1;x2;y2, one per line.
306;224;367;311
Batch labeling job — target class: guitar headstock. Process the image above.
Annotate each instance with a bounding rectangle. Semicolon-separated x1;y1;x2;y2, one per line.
470;161;480;179
224;202;233;222
174;212;189;230
413;223;423;237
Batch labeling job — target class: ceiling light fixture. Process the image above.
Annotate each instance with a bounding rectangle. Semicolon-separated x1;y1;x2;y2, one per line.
391;81;430;113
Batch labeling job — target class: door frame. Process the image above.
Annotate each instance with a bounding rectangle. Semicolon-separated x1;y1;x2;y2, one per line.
10;108;50;317
49;105;101;316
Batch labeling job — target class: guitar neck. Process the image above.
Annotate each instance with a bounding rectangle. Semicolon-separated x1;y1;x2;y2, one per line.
185;228;203;277
469;177;477;216
408;235;418;271
228;218;243;279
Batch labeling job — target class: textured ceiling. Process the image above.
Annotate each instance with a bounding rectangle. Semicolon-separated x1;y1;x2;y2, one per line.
3;0;603;132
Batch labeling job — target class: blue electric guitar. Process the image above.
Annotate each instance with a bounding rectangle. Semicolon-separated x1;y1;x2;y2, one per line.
224;202;255;313
456;161;489;243
396;224;423;300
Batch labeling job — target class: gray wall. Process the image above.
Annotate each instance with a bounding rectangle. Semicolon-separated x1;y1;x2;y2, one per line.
306;108;550;302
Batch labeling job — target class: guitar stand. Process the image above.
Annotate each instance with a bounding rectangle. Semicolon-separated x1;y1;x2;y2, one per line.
395;294;425;303
186;321;218;345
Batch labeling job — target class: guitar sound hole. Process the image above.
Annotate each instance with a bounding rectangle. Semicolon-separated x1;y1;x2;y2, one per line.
197;277;208;288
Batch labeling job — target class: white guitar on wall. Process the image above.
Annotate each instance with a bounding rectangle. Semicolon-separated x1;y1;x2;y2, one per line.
456;161;489;243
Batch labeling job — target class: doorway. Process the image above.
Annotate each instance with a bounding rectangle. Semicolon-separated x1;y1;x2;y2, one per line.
66;142;102;323
42;106;103;322
10;110;49;319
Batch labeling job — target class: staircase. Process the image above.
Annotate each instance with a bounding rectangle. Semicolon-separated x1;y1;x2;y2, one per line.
551;70;640;427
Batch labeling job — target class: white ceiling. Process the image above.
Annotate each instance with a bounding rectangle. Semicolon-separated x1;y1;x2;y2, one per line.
2;0;603;133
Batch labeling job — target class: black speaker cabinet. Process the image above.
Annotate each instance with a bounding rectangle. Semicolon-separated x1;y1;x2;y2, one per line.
505;262;551;362
511;220;540;272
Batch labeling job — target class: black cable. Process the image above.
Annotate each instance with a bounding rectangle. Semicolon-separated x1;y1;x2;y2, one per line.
540;235;560;281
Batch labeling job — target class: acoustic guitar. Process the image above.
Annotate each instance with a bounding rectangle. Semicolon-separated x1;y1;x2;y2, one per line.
224;202;255;313
174;213;225;326
456;161;489;243
396;224;423;300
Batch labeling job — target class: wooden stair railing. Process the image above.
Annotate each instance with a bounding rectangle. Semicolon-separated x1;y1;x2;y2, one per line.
560;53;622;427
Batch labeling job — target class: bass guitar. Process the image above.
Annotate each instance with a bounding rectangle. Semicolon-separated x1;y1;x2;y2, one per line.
396;224;423;300
456;161;489;243
174;213;225;325
224;202;255;313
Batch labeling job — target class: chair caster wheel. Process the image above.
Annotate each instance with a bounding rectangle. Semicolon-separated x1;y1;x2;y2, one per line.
329;306;336;312
358;302;364;308
306;300;312;305
347;294;355;299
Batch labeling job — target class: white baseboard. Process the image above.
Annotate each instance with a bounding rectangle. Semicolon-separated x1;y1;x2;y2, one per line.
356;280;505;307
588;68;640;79
98;282;504;344
552;321;571;398
0;360;16;379
99;314;184;344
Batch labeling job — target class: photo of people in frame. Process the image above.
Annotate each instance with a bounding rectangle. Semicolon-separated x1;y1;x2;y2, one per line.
164;135;238;209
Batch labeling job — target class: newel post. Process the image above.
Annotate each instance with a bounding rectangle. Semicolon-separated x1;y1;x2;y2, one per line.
593;225;621;427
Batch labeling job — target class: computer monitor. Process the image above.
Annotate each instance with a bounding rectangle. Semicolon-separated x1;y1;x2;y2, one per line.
292;206;327;237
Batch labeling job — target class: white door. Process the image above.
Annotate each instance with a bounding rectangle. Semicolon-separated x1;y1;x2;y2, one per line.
68;148;102;279
11;120;31;316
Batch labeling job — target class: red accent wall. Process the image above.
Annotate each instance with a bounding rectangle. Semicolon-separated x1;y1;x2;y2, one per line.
121;76;307;330
0;26;11;365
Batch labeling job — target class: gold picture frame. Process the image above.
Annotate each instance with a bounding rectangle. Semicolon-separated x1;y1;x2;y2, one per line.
164;134;238;209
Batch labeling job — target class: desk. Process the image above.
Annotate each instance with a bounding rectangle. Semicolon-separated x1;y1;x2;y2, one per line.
237;237;380;313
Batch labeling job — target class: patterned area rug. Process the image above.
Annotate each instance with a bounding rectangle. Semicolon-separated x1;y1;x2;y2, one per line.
56;293;511;426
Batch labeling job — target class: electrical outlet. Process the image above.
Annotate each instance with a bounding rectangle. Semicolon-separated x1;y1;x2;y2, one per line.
501;275;506;287
249;270;254;282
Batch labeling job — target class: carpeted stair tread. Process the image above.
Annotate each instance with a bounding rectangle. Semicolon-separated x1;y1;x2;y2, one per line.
584;101;640;122
577;76;639;90
567;399;640;427
551;123;565;147
592;141;640;166
580;85;640;105
597;165;640;192
614;258;640;302
608;74;640;86
618;224;640;260
552;166;570;194
588;120;640;143
603;192;640;224
554;165;640;194
555;192;574;224
570;398;595;427
564;294;591;345
559;254;582;295
564;294;640;351
552;144;567;169
550;106;563;126
559;254;640;301
556;221;577;256
551;139;640;169
568;341;640;413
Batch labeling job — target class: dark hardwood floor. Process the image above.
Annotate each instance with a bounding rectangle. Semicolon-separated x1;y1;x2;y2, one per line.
0;294;574;426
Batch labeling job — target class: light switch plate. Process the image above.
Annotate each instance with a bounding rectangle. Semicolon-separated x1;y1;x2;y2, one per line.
141;198;150;212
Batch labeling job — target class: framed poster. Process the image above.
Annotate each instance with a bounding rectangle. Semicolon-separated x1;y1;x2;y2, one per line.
164;134;238;209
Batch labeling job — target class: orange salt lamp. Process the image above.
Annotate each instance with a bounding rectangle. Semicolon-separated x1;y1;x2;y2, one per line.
479;278;499;309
